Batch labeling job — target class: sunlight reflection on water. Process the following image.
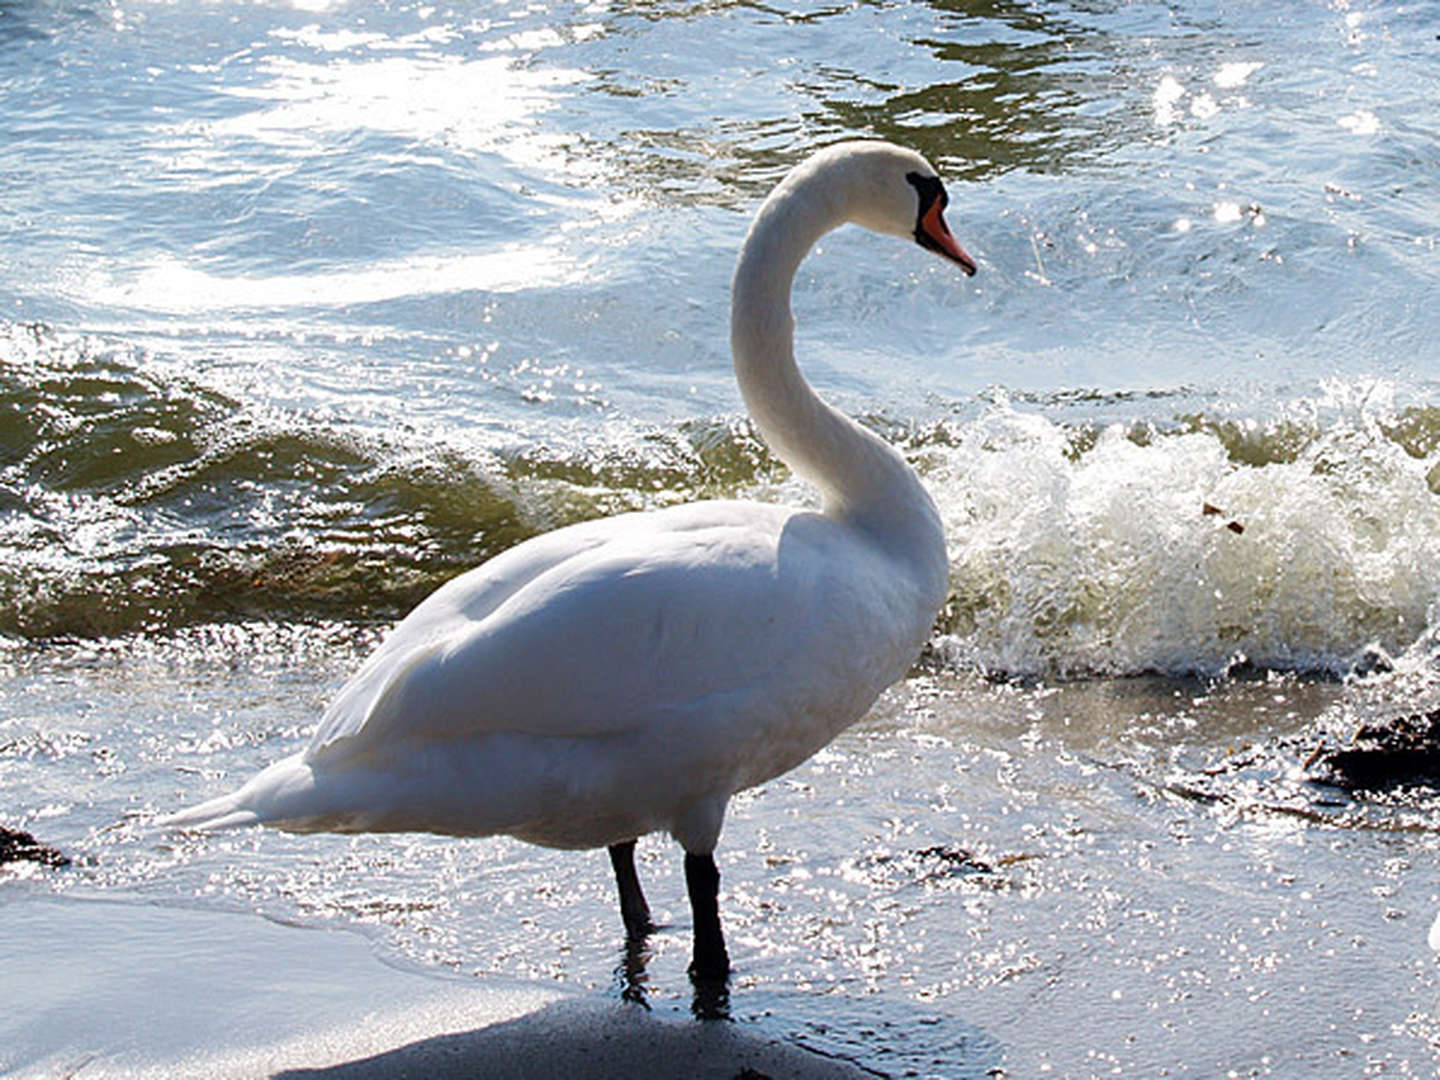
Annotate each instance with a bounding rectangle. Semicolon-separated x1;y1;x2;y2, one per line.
4;0;1440;1074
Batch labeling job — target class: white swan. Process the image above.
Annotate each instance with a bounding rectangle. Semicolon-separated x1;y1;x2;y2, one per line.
163;140;976;978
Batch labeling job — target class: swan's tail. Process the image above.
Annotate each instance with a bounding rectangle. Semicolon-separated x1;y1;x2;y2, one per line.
156;752;314;832
156;791;263;831
157;743;508;836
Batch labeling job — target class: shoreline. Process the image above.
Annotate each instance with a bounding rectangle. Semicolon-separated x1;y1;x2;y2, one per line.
2;894;873;1079
4;666;1437;1076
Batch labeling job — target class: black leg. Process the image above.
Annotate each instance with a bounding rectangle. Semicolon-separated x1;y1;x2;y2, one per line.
608;840;655;939
684;851;730;981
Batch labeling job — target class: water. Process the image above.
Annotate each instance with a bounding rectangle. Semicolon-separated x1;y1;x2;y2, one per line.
3;0;1439;1075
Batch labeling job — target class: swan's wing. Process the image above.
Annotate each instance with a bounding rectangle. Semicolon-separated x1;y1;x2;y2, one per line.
307;511;649;752
308;503;858;756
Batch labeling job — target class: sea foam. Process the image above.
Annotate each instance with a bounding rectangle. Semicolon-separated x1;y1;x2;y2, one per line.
925;391;1440;679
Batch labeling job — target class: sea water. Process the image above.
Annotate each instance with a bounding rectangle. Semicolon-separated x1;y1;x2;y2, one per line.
2;1;1439;1075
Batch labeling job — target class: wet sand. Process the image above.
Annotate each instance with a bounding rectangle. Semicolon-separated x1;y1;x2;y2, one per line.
1;896;868;1079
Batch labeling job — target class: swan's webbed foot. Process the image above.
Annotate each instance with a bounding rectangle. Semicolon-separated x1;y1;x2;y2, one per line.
608;840;656;939
684;851;730;982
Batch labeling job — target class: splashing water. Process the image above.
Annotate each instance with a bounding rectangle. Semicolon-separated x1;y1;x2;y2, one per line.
929;388;1440;678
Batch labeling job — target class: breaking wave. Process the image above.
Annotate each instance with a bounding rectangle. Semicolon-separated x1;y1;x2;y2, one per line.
927;386;1440;679
4;322;1439;680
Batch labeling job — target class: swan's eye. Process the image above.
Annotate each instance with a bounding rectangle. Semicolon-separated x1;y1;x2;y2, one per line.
906;171;945;215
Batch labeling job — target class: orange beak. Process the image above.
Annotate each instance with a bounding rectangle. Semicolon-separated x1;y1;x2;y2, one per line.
918;200;977;276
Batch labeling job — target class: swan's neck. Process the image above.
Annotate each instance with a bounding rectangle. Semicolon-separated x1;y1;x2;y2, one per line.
730;168;945;574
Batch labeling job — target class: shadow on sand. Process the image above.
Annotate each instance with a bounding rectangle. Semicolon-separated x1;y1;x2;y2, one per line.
274;995;868;1080
277;935;1002;1080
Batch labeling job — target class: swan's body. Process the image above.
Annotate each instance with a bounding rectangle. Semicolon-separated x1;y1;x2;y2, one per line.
191;499;938;852
165;141;976;977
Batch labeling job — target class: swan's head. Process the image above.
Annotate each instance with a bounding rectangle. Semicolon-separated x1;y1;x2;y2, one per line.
824;141;977;277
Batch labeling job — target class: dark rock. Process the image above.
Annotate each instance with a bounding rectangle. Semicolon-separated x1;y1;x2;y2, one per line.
0;825;70;868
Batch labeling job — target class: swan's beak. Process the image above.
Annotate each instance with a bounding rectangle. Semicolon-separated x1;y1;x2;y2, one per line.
917;201;977;277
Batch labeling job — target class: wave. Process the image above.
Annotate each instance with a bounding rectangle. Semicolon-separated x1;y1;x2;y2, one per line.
926;387;1440;679
4;322;1439;681
0;322;776;637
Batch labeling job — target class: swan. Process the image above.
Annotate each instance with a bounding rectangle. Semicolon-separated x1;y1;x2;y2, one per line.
163;140;977;979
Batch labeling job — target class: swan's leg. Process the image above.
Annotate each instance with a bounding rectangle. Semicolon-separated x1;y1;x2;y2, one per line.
608;840;655;938
684;851;730;979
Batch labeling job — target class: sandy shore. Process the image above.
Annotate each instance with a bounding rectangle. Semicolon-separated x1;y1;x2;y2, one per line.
2;895;868;1079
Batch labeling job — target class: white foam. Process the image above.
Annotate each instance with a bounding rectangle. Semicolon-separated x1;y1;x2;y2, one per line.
925;397;1440;679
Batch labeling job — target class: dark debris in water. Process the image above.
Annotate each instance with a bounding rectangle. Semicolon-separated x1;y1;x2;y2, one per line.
1309;707;1440;792
1201;501;1245;535
1126;705;1440;833
0;825;70;868
908;844;994;873
854;844;1010;890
